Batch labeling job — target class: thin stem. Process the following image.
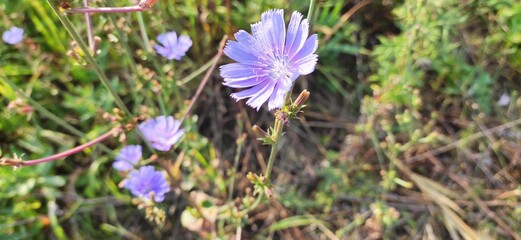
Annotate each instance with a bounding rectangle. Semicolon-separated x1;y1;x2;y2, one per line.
228;131;246;201
68;6;144;14
1;127;121;167
264;118;283;181
84;0;94;51
179;58;214;84
68;0;158;14
239;194;263;216
46;1;156;153
46;1;132;117
136;12;152;52
179;36;228;125
105;11;142;113
0;76;112;153
307;0;318;29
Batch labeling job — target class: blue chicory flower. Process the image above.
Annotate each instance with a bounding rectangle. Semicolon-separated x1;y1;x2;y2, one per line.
220;9;318;110
153;31;192;60
113;145;142;172
124;166;170;202
138;116;184;151
2;26;24;45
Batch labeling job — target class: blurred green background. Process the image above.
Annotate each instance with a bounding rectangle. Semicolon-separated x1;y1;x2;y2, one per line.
1;0;521;239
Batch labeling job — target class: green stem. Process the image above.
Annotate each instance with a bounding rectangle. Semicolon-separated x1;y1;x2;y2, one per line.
228;129;245;201
179;58;214;84
46;1;155;153
105;14;142;112
106;11;167;116
136;11;152;52
264;140;279;181
45;0;131;117
239;194;263;216
307;0;318;29
264;115;284;181
153;60;182;113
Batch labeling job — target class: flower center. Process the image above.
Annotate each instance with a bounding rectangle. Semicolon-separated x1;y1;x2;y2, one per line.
270;56;292;81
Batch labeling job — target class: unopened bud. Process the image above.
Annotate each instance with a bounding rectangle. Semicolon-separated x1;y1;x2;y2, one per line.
93;36;102;54
7;98;34;115
264;186;274;198
139;0;159;9
251;125;269;139
125;123;135;131
294;89;310;108
246;172;255;182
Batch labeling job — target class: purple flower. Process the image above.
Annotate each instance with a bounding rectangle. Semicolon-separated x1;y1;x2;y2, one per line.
124;166;170;202
2;26;24;45
153;31;192;60
138;116;184;151
113;145;142;172
220;9;318;110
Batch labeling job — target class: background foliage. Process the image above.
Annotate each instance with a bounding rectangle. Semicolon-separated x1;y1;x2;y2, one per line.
1;0;521;239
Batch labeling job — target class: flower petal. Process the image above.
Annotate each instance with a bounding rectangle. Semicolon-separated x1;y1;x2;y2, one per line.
223;75;269;88
139;116;184;151
234;30;269;60
287;18;309;59
155;31;191;60
285;11;303;55
263;9;285;55
224;41;263;64
295;54;318;75
220;63;269;81
290;34;318;63
245;81;276;110
251;21;274;58
267;83;285;110
178;35;193;51
230;80;271;101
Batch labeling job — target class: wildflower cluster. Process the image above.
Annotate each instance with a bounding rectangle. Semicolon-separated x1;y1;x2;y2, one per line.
110;31;190;203
113;115;185;203
2;5;319;236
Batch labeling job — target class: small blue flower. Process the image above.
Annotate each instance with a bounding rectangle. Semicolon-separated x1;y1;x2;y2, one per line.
124;166;170;202
220;9;318;110
113;145;142;172
154;31;192;60
138;116;184;151
2;26;24;45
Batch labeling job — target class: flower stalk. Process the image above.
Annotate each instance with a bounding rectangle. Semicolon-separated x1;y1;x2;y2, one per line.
0;127;121;167
264;122;282;181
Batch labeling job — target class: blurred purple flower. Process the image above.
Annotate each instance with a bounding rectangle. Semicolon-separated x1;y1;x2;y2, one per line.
113;145;142;172
124;166;170;202
2;26;24;45
154;31;192;60
138;116;184;151
220;9;318;110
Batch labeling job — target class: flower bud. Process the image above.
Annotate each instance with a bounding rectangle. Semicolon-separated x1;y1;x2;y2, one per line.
251;125;269;139
294;89;310;109
246;172;255;182
264;186;274;198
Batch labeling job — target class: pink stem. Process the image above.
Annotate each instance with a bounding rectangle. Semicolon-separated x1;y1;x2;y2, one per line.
179;36;228;125
68;6;144;14
84;0;95;51
17;127;121;167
